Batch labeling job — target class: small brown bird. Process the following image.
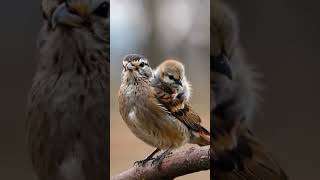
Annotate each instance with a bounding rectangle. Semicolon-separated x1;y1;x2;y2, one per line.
211;1;288;179
153;59;191;103
153;59;210;146
118;54;209;167
26;0;109;180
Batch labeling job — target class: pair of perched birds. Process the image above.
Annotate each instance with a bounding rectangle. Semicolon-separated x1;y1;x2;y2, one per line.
119;57;210;166
119;1;289;179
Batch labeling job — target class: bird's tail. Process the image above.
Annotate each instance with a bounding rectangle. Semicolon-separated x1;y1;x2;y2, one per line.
190;130;210;146
211;132;289;180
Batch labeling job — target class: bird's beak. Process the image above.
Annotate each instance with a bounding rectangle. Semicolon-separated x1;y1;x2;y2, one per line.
123;61;136;71
51;3;84;29
175;80;182;86
211;53;232;80
126;63;135;70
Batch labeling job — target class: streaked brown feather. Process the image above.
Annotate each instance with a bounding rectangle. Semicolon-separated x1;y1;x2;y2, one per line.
157;92;209;135
152;89;210;149
151;73;210;146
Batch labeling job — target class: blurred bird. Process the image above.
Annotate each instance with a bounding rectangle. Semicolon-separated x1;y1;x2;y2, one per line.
153;59;210;146
118;55;209;167
26;0;109;180
211;1;288;179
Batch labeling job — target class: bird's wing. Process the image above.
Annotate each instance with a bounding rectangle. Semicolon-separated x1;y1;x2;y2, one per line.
163;99;210;135
212;131;288;180
149;83;210;138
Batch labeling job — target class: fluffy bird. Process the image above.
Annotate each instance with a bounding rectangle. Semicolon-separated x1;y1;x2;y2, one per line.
26;0;109;180
211;1;288;179
153;59;210;146
119;55;209;167
153;59;191;103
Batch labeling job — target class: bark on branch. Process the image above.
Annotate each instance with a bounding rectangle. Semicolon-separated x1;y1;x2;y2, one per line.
111;146;210;180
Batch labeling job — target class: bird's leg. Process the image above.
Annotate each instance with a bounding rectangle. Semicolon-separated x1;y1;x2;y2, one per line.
134;148;160;167
151;149;172;168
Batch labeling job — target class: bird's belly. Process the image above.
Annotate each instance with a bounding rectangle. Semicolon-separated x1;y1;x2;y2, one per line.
125;109;190;149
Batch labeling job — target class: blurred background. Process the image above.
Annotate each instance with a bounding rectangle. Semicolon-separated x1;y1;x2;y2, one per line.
0;1;40;179
110;0;210;179
226;0;320;179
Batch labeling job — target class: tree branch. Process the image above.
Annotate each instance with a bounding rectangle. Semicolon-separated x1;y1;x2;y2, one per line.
111;146;210;180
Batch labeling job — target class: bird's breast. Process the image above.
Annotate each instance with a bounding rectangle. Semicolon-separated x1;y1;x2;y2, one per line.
119;83;190;149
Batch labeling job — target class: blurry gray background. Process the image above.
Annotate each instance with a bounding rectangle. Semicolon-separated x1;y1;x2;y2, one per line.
226;0;320;179
0;1;40;179
0;0;319;180
110;0;210;179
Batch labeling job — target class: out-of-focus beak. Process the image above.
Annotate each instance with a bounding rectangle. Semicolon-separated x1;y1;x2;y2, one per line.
211;52;232;80
51;3;84;29
126;63;135;70
123;61;136;71
175;79;182;86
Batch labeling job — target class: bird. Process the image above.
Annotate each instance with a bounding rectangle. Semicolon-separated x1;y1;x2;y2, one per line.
25;0;109;180
152;59;210;146
118;54;210;167
153;59;192;103
211;1;288;179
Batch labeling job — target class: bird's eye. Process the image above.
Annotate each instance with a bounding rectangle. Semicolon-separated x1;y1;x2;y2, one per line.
168;75;175;80
139;62;145;67
93;1;109;18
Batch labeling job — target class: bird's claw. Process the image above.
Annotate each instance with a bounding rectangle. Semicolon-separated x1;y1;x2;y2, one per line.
134;157;154;167
151;155;165;168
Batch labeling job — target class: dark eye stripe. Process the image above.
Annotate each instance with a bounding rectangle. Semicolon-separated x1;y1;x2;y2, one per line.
139;62;145;67
168;75;175;80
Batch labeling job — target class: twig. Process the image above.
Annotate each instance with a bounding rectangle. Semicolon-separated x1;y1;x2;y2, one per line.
111;146;210;180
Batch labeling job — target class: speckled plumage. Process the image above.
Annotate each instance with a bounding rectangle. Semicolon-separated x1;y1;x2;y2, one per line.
153;59;210;146
119;55;190;150
119;55;211;167
154;60;192;103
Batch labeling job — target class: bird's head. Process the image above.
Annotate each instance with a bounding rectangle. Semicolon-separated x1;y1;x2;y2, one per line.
122;54;154;81
46;0;109;32
156;60;185;89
